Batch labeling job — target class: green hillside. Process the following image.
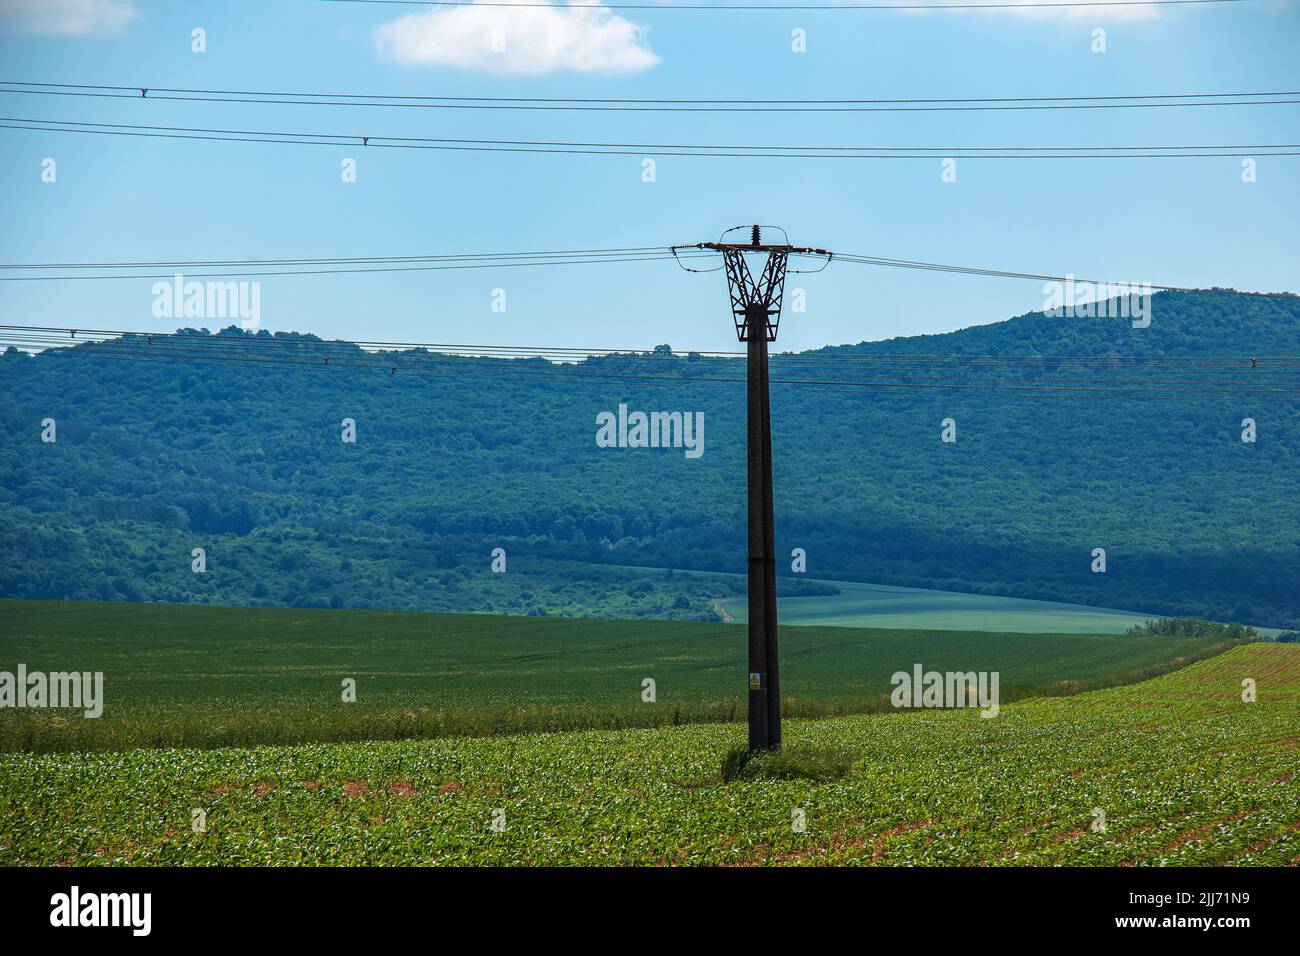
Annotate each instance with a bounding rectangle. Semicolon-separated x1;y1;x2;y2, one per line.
0;598;1244;751
2;643;1294;866
2;290;1298;625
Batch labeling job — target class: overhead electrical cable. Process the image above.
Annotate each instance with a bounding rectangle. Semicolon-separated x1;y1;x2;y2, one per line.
0;245;672;269
0;254;713;281
8;327;1299;371
3;118;1296;161
7;345;1294;399
3;327;1296;400
1;237;1294;301
9;335;1295;371
811;252;1298;300
6;325;1297;364
7;337;1295;395
2;80;1296;113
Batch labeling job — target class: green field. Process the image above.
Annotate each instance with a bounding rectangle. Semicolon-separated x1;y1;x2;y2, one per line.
1;644;1294;866
718;578;1161;632
0;599;1244;751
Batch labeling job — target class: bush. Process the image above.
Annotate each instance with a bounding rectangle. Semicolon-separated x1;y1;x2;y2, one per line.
1126;617;1257;640
721;742;853;783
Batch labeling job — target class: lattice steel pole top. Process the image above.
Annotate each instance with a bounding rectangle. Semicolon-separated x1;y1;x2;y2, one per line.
671;225;832;341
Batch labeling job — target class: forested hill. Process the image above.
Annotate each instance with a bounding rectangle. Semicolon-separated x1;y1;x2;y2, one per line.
2;290;1298;626
840;287;1294;357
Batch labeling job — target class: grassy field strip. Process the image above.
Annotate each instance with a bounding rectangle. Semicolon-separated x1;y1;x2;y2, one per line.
0;599;1247;751
609;566;1172;634
0;644;1294;866
716;577;1162;633
613;565;1166;635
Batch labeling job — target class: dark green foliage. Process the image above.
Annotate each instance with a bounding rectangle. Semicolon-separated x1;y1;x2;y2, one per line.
1276;632;1299;644
721;742;853;782
3;291;1298;624
1126;618;1258;639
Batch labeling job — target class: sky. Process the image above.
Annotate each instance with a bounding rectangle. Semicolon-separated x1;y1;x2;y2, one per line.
0;0;1297;355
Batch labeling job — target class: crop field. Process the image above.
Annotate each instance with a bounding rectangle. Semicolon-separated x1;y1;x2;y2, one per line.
0;644;1294;866
718;578;1160;633
0;599;1242;750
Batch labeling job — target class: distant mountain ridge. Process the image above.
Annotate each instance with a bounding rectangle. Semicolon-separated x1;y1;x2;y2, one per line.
2;290;1298;626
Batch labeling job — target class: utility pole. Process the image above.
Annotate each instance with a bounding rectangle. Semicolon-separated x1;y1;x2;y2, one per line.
673;226;832;751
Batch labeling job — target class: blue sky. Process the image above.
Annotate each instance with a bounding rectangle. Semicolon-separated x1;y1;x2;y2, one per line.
1;0;1297;354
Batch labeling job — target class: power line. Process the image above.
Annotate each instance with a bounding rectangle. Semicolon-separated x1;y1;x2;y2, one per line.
10;80;1297;105
820;252;1299;299
19;341;1299;401
10;335;1289;382
9;327;1299;367
3;81;1296;113
4;327;1297;399
1;240;1293;301
8;337;1295;396
11;125;1293;153
7;325;1299;365
4;118;1297;161
12;343;1295;399
0;253;713;281
0;245;671;269
0;324;656;356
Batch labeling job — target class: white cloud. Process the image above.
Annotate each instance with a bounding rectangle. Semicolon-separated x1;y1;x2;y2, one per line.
374;1;661;76
0;0;139;36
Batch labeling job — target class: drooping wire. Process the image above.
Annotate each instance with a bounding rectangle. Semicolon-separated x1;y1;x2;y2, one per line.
3;118;1296;161
4;326;1297;400
3;80;1295;112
